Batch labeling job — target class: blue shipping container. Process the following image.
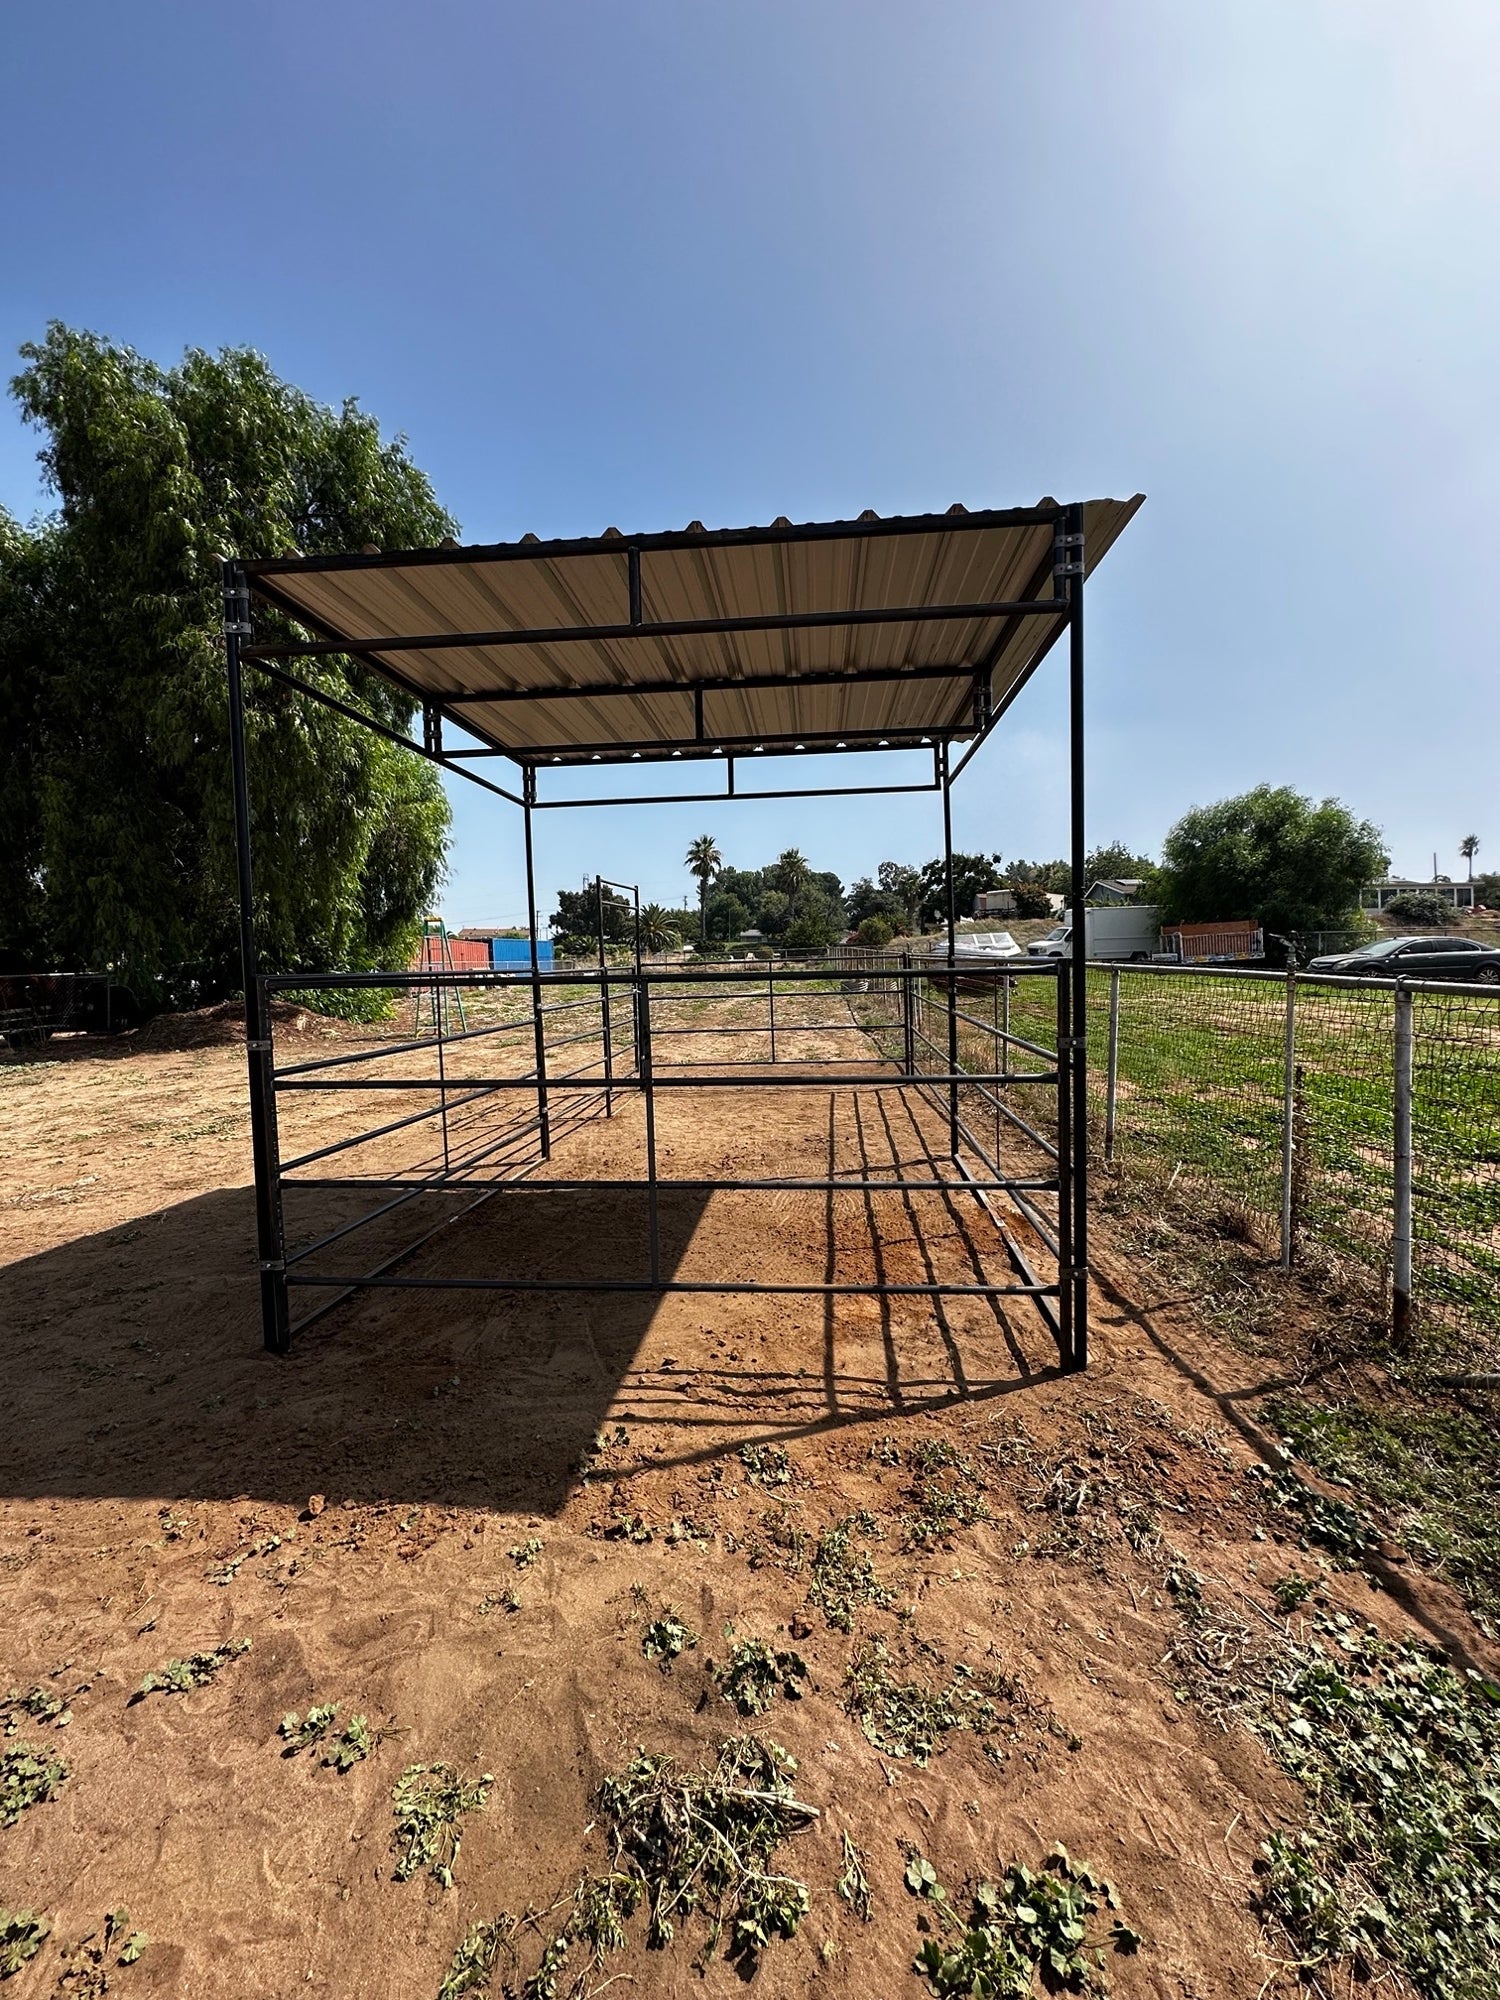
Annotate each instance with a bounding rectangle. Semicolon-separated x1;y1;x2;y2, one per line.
490;936;554;969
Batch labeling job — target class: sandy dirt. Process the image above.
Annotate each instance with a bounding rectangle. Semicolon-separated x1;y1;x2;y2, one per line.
1;1010;1490;1998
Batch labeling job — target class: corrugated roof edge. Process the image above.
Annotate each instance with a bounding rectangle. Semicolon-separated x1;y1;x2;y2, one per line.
242;497;1145;578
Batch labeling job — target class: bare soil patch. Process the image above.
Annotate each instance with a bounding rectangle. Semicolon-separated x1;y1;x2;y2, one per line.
1;1024;1492;1998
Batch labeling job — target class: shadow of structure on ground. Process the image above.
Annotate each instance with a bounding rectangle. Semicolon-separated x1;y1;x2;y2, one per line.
3;1077;1062;1514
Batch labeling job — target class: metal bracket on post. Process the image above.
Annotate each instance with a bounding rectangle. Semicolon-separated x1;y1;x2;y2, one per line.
1053;528;1085;581
422;704;442;758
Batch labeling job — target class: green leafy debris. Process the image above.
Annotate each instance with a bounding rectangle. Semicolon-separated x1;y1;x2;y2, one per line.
447;1736;818;1993
132;1638;250;1701
0;1910;49;1978
391;1763;493;1887
738;1442;792;1487
907;1845;1136;1996
280;1703;373;1772
1;1742;69;1826
1;1685;68;1735
507;1538;544;1570
709;1637;808;1716
640;1608;699;1671
807;1513;895;1632
843;1638;1007;1767
1253;1617;1500;2000
836;1830;872;1921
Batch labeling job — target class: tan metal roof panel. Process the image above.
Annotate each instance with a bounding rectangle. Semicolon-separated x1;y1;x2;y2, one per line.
244;499;1142;761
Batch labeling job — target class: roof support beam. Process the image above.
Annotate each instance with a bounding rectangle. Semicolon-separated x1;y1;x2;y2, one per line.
243;596;1064;661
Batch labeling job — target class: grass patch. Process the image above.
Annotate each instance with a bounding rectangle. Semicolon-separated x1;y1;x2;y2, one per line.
807;1513;895;1632
443;1736;818;1993
1;1743;69;1826
709;1636;809;1715
1264;1393;1500;1635
391;1764;493;1887
1253;1616;1500;2000
131;1637;250;1701
906;1845;1140;1995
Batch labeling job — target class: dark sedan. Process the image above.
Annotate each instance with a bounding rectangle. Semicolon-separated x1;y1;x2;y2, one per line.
1307;935;1500;982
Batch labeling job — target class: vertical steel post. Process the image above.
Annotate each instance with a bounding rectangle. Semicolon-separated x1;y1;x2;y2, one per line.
768;964;777;1063
522;771;550;1158
1000;970;1010;1081
941;741;959;1157
1105;966;1121;1165
1055;960;1074;1365
901;950;915;1076
1279;964;1298;1269
597;878;614;1116
1061;503;1089;1368
638;973;660;1283
1393;982;1414;1344
222;561;289;1354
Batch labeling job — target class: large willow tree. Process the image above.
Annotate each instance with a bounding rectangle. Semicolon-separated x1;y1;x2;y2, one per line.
0;324;455;1000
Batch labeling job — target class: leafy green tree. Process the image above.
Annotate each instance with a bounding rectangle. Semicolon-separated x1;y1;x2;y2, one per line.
685;834;723;941
703;890;751;942
846;876;905;929
877;861;922;933
853;914;895;949
1153;785;1388;942
1382;892;1453;928
1084;840;1153;884
2;324;455;998
1010;882;1054;918
0;506;51;963
550;879;634;947
1004;856;1069;892
1473;872;1500;910
917;851;1003;927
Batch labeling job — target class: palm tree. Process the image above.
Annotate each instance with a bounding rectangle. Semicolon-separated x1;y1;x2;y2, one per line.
1461;834;1480;881
638;903;681;960
685;834;722;942
775;848;811;902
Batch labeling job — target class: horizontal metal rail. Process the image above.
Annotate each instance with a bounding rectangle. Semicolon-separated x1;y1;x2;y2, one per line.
284;1272;1059;1299
283;1172;1061;1196
274;1067;1057;1093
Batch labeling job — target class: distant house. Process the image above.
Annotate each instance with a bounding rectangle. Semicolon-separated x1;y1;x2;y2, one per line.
1086;879;1144;906
1360;878;1475;912
974;887;1016;917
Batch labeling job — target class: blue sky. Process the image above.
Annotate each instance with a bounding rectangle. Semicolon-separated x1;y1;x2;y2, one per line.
3;2;1496;923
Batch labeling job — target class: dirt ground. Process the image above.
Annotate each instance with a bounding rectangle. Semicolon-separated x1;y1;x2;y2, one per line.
2;1011;1492;1999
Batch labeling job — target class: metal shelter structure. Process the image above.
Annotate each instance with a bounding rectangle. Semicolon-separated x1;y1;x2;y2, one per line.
224;496;1143;1362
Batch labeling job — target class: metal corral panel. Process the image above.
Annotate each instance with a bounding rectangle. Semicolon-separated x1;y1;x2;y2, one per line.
243;500;1142;764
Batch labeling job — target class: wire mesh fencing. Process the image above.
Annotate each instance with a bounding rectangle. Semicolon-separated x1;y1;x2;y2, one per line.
995;964;1500;1368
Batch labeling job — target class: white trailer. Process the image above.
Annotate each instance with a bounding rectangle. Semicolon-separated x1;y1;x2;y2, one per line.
1026;904;1161;961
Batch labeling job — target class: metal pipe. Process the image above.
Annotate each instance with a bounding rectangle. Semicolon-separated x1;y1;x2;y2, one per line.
1063;504;1089;1370
222;561;289;1355
1393;982;1414;1343
522;776;551;1158
1055;960;1073;1365
597;877;614;1115
638;976;660;1281
941;741;959;1157
1105;967;1121;1165
1279;965;1298;1269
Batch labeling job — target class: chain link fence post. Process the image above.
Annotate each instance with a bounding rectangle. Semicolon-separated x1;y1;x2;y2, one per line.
1279;963;1298;1269
1105;965;1121;1164
1393;982;1414;1345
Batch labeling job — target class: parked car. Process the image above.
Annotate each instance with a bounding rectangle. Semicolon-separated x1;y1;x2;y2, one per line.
1306;936;1500;982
